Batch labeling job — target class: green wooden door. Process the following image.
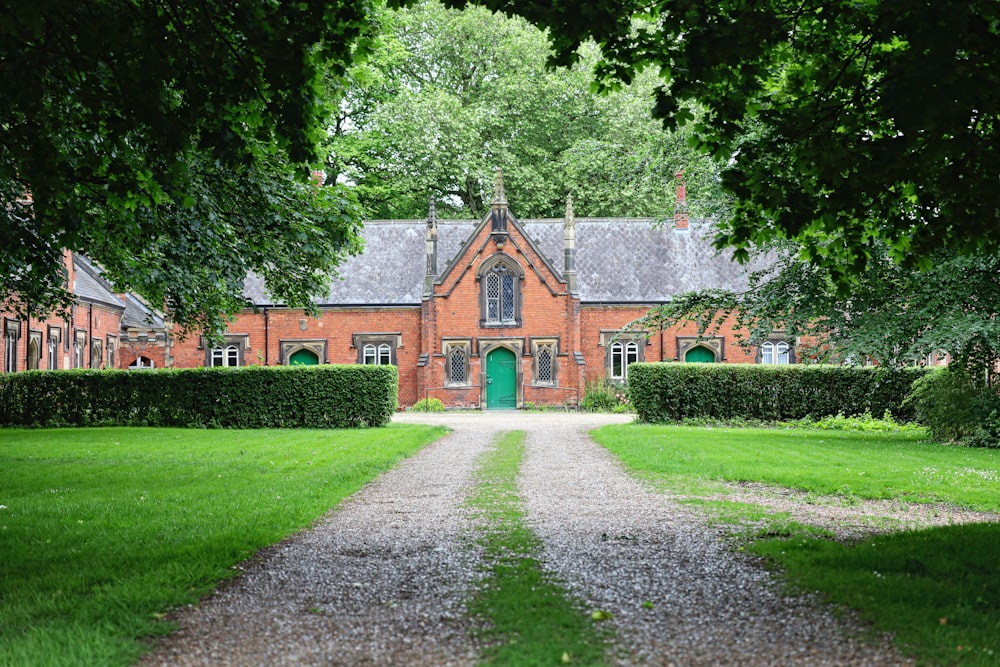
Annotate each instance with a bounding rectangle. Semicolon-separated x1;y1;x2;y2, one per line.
289;349;319;365
486;347;518;409
685;346;716;363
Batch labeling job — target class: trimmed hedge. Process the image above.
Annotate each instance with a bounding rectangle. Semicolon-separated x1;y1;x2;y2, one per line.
628;363;929;423
0;365;398;428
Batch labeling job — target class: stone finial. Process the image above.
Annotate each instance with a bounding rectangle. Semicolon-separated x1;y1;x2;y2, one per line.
427;197;438;229
564;192;575;230
563;192;577;294
492;169;508;206
424;196;439;295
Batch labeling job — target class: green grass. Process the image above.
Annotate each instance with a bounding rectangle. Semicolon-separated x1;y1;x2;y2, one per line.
592;424;1000;666
0;425;445;667
467;431;610;666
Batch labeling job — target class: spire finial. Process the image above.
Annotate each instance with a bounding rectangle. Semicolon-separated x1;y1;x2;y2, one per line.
427;196;437;228
564;192;575;229
492;169;507;206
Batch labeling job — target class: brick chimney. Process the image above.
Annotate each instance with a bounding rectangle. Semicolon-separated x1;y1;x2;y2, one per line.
674;170;689;231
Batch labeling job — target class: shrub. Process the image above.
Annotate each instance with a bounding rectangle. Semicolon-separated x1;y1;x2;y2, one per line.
411;397;446;412
580;380;632;413
0;365;398;428
628;363;928;424
906;367;1000;447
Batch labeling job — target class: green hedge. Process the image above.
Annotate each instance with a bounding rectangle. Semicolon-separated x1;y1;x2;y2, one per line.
0;365;398;428
628;363;929;423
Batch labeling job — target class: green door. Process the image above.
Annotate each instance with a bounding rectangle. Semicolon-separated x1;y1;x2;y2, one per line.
289;349;319;365
486;347;518;409
685;346;716;363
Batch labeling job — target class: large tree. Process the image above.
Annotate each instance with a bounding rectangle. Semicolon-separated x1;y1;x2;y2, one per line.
1;0;373;332
326;0;728;220
461;0;1000;279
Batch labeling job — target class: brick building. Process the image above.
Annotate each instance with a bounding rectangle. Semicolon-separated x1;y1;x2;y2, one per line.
3;175;795;408
166;174;788;408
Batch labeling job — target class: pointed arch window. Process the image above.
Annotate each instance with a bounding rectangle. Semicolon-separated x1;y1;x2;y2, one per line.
480;258;522;327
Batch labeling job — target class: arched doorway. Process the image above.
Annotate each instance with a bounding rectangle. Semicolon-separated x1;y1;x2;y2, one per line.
685;346;716;363
289;349;320;366
485;347;517;409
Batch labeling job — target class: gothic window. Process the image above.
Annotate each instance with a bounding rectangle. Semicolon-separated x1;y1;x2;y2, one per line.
91;339;103;369
444;340;471;386
106;336;117;369
480;258;521;326
532;339;557;386
73;330;87;369
609;341;640;381
3;319;20;373
129;356;155;370
47;327;61;370
27;331;41;370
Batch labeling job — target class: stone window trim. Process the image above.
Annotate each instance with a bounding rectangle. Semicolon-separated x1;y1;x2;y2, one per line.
47;326;62;370
198;333;250;350
106;335;118;369
676;335;724;362
477;337;525;358
90;338;103;369
28;329;43;370
351;333;401;366
477;254;524;328
3;318;21;372
280;339;328;365
205;334;249;367
442;338;472;387
755;334;796;365
530;337;559;386
72;329;88;369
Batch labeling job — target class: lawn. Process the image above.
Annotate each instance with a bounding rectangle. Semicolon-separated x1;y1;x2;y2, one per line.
0;425;445;667
592;424;1000;666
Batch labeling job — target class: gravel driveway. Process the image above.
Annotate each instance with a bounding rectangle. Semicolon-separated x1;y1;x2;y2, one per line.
142;412;915;666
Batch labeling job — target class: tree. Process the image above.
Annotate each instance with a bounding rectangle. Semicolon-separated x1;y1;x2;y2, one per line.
325;0;729;220
1;0;373;332
459;0;1000;278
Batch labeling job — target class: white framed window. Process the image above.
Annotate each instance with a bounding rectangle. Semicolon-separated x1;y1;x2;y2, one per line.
609;341;640;380
760;340;792;365
210;344;241;367
47;327;61;370
73;330;87;369
3;319;19;373
363;343;393;365
129;356;155;370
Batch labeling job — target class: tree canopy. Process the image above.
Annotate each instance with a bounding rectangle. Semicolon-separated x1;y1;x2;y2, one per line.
1;0;372;332
464;0;1000;278
325;0;728;220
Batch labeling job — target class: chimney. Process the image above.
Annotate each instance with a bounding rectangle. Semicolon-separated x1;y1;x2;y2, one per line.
424;197;438;297
674;170;689;230
563;193;578;294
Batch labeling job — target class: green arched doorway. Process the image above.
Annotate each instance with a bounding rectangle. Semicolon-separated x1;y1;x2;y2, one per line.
485;347;518;409
685;346;716;363
289;349;320;366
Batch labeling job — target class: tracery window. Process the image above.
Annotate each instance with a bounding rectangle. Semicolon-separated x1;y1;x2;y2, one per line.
444;340;471;386
532;339;557;386
480;258;521;326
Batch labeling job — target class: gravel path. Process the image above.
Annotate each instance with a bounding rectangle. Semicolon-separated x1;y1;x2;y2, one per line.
142;412;922;666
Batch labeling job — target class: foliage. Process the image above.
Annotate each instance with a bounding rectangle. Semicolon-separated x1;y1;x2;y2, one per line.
794;410;924;434
0;365;398;428
907;368;1000;448
327;0;729;220
411;397;446;412
467;431;610;665
580;380;632;413
465;0;1000;279
627;363;927;424
1;0;373;330
0;425;443;665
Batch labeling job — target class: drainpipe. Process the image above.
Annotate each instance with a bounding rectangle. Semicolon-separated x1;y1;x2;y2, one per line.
264;307;270;365
88;303;93;368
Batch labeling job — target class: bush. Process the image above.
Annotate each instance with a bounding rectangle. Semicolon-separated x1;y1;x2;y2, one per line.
628;363;928;424
906;368;1000;447
411;397;446;412
580;380;632;413
0;365;398;428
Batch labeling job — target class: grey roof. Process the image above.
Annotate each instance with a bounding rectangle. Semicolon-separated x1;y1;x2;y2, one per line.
72;255;126;311
244;217;757;306
121;292;165;329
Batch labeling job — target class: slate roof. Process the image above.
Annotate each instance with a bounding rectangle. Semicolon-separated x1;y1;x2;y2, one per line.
72;255;126;311
243;217;757;306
